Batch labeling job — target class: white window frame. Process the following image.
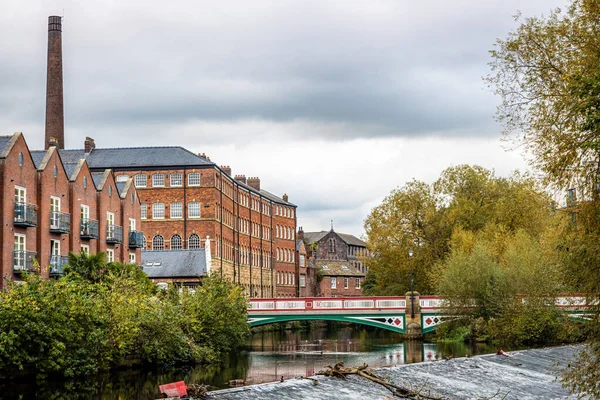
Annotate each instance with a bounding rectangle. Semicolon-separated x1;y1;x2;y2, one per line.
188;202;200;218
356;278;361;289
15;186;26;203
129;218;136;231
300;274;306;287
344;278;349;289
116;175;129;182
171;234;183;250
152;174;165;187
141;204;147;220
50;196;61;228
170;202;183;219
81;204;90;221
129;253;136;264
170;173;183;187
152;203;165;219
107;249;114;263
134;174;147;188
107;212;114;226
300;255;305;268
81;244;90;254
13;234;26;270
331;277;337;289
188;172;201;186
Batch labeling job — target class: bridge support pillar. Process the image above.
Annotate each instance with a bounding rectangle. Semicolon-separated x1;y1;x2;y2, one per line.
405;291;422;339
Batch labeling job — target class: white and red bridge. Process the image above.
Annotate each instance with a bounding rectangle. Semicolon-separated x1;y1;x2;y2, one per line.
247;295;592;334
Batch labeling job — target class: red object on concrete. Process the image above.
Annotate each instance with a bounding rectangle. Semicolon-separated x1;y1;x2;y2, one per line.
497;349;510;357
159;381;188;397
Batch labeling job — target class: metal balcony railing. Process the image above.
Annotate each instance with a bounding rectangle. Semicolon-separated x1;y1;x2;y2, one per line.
128;230;145;249
50;211;71;233
106;225;123;244
80;218;99;239
13;250;37;273
49;255;69;277
14;202;38;227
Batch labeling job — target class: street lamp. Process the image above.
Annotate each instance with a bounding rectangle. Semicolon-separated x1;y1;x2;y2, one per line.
408;248;414;318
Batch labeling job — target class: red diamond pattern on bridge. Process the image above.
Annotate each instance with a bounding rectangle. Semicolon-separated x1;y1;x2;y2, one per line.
426;317;433;325
394;318;401;326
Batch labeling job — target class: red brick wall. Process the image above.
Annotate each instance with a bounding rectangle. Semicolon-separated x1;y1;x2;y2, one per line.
36;148;70;278
1;134;38;287
69;162;99;254
274;204;297;297
119;179;142;264
96;172;122;261
319;276;364;297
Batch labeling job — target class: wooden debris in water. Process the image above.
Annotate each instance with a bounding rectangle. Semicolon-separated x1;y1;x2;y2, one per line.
318;361;508;400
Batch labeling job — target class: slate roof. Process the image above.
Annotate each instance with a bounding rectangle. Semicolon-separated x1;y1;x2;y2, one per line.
303;231;367;247
317;261;365;277
63;162;79;180
0;136;13;157
91;172;104;189
59;146;215;169
141;250;207;278
296;239;304;252
30;150;48;169
116;182;127;196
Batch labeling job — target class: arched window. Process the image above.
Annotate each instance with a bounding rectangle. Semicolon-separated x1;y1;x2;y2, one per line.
171;234;182;250
188;233;201;249
329;238;336;253
152;235;164;250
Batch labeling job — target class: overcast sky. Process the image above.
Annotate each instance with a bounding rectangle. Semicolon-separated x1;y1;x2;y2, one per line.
1;0;567;236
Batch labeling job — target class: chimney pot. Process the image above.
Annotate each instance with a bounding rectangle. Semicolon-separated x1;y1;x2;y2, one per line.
234;175;247;184
247;176;261;191
283;193;289;202
297;227;304;241
221;165;232;176
84;137;96;153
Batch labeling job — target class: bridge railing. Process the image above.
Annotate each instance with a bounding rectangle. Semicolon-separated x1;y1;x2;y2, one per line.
248;296;412;312
248;295;592;313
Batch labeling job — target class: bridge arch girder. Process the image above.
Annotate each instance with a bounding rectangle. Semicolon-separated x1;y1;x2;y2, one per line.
249;314;406;334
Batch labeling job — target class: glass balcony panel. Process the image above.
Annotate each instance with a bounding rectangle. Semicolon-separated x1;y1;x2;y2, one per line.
13;250;37;273
128;230;145;249
80;218;99;239
106;225;123;244
50;211;71;233
49;255;69;277
14;202;38;227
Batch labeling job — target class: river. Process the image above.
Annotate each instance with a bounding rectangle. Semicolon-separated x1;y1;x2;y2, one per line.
0;325;579;399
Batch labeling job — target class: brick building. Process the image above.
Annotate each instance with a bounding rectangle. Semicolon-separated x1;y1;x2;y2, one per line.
58;139;297;298
300;227;370;297
0;132;142;288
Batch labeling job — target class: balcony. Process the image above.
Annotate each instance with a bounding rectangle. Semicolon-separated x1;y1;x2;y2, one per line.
14;202;38;227
128;230;145;249
49;255;69;277
50;211;71;234
106;225;123;244
80;218;99;239
13;250;37;273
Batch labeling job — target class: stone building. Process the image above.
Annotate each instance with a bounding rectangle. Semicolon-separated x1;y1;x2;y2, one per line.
58;139;297;298
0;132;142;289
300;227;370;297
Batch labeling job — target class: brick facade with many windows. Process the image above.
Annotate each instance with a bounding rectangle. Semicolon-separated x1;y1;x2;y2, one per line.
59;139;297;298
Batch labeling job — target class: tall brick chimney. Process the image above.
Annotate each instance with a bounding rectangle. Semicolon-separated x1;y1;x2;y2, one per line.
234;175;247;184
45;16;65;150
247;177;260;191
297;226;304;241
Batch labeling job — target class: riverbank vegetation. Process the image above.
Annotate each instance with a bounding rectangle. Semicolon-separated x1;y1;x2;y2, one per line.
365;1;600;394
0;252;250;380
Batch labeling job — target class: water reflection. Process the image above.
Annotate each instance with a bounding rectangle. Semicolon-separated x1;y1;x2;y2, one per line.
2;326;507;399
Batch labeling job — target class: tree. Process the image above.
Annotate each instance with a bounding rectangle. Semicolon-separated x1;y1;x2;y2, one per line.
64;251;107;283
487;0;600;194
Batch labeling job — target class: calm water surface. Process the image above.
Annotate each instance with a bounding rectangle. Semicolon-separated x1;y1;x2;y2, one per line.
1;326;520;399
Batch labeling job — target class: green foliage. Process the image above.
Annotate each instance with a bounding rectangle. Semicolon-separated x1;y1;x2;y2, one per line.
0;255;250;380
487;0;600;194
365;165;552;295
